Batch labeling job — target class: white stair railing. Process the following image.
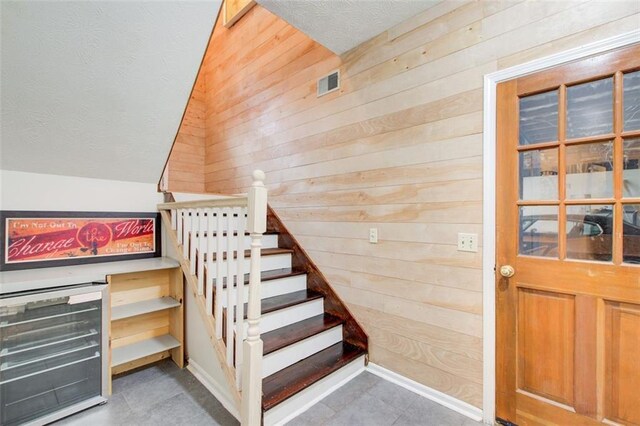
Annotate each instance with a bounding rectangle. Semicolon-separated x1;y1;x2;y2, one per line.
157;170;267;426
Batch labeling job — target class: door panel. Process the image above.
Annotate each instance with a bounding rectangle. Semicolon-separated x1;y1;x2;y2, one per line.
497;44;640;425
605;302;640;425
518;288;575;406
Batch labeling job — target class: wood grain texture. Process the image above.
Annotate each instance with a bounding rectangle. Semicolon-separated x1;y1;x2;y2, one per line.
109;269;170;307
167;73;206;193
497;45;640;425
605;301;640;425
168;1;640;408
517;288;575;407
108;267;184;376
223;0;255;28
267;207;368;351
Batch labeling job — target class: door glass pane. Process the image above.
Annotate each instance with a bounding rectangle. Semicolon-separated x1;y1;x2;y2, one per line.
519;90;558;145
566;77;613;139
520;148;558;200
519;205;558;258
623;204;640;264
566;205;613;261
566;141;614;199
624;71;640;131
623;138;640;197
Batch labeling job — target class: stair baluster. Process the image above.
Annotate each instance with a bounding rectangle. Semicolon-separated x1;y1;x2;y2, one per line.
225;207;236;366
189;208;197;275
157;170;267;426
235;207;246;389
197;207;204;295
176;208;183;245
215;208;224;338
183;209;190;259
205;207;214;316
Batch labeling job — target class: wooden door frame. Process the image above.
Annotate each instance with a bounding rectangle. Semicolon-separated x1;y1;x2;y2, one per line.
481;30;640;425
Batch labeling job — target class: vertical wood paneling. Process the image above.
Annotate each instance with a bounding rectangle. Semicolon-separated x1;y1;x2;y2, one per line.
169;1;639;408
167;73;206;193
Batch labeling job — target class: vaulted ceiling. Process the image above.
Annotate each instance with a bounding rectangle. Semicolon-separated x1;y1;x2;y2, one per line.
1;0;442;184
1;0;221;183
257;0;441;55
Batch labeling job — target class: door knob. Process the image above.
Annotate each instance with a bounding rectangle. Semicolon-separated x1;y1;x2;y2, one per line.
499;265;515;278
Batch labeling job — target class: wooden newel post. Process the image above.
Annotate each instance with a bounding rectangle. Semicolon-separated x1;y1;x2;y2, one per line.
241;170;267;426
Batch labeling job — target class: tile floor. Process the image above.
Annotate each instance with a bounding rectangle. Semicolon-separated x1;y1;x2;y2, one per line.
54;360;480;426
55;360;238;426
287;371;480;426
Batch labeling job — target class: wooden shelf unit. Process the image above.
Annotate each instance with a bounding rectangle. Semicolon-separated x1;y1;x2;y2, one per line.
107;265;184;383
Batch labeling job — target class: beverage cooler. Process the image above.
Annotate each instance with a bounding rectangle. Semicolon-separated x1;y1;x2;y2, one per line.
0;283;108;425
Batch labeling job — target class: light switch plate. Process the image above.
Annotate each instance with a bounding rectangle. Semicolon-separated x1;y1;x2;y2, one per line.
369;228;378;244
457;233;478;252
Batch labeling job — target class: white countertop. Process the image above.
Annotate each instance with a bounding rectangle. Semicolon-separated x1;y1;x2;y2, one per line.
0;257;180;294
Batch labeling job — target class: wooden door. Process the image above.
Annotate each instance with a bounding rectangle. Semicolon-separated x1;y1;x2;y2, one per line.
496;45;640;426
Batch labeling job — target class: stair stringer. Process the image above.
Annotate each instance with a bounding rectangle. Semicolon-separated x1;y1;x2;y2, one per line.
160;209;242;412
266;206;369;353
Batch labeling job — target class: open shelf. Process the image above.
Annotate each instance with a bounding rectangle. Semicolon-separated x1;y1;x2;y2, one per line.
111;334;180;367
111;297;180;321
108;266;183;384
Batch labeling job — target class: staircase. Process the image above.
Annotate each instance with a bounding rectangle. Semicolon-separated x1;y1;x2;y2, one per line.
158;171;368;425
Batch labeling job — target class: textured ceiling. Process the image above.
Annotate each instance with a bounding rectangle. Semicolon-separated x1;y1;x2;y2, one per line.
1;0;220;183
257;0;441;55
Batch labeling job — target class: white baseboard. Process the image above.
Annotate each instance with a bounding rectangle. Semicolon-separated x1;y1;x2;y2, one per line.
367;363;483;422
186;359;240;421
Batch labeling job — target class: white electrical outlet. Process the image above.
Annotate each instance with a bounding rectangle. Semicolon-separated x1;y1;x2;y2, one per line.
369;228;378;244
457;233;478;252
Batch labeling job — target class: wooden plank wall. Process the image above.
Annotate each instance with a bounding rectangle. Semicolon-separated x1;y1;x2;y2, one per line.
178;0;640;408
167;73;206;193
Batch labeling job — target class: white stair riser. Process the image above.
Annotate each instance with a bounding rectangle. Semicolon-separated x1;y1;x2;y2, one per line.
263;356;366;426
194;234;278;251
262;325;343;378
220;275;307;307
242;299;324;337
207;253;291;277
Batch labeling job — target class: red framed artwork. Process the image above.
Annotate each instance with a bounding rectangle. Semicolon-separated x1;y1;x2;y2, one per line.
0;211;161;271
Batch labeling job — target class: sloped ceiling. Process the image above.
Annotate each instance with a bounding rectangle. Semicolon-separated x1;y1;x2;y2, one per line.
1;0;220;183
257;0;441;55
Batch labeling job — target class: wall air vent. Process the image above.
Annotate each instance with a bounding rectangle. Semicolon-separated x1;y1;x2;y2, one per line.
317;70;340;97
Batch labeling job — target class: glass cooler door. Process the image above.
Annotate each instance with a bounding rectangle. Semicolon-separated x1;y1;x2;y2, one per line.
0;284;107;426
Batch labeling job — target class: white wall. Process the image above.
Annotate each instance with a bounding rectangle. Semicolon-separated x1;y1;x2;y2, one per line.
1;0;221;183
0;170;162;212
185;289;238;416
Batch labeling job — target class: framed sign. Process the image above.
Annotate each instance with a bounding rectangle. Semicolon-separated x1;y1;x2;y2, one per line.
0;211;161;271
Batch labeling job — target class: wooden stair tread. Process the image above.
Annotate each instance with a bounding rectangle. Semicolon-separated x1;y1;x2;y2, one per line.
218;268;306;288
205;247;292;261
261;342;365;411
262;314;344;356
223;290;322;321
260;290;322;316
